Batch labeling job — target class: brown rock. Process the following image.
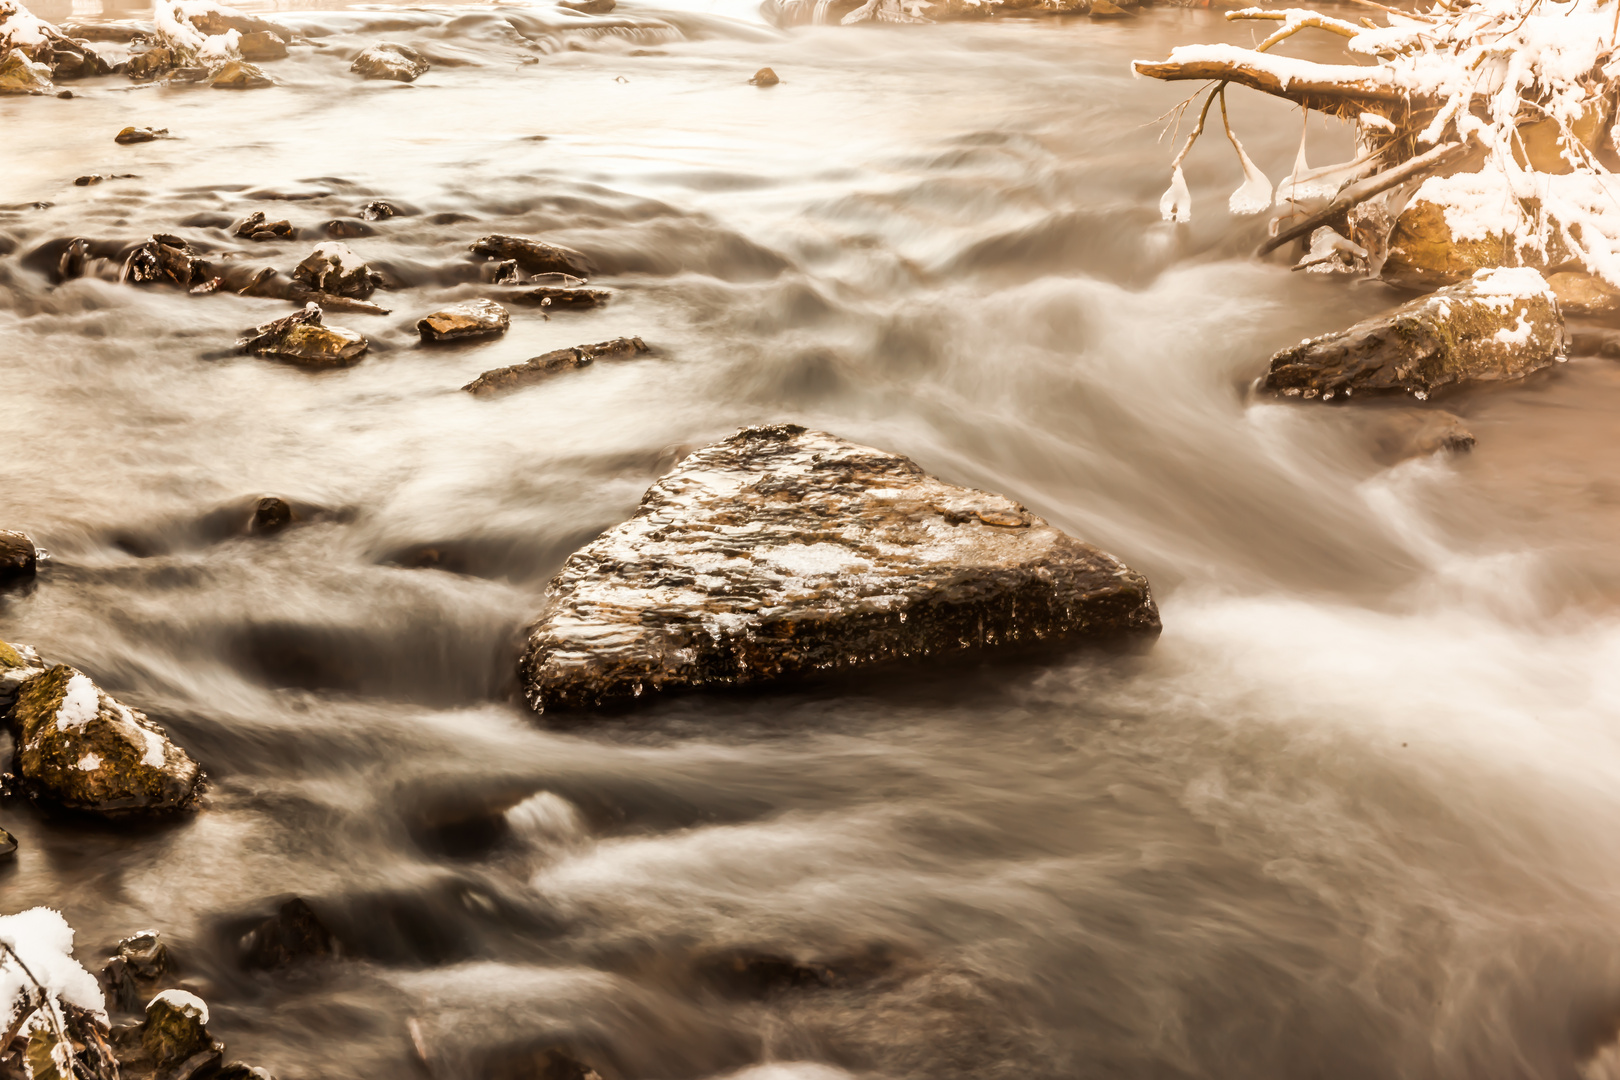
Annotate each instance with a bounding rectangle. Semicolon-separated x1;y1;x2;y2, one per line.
123;45;172;80
230;210;295;241
417;298;510;342
469;234;592;277
1;640;45;709
1548;271;1620;317
238;303;368;367
748;66;778;85
0;529;37;584
249;496;294;535
236;30;287;61
1366;409;1476;465
513;285;611;310
463;336;647;395
559;0;615;10
519;424;1161;712
1264;268;1564;401
209;59;272;89
122;234;204;288
6;664;204;816
292;241;378;298
239;897;336;969
115;124;167;144
0;825;14;858
350;42;428;82
323;218;375;239
0;47;52;94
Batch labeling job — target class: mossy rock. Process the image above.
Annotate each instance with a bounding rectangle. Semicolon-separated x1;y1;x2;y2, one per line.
141;991;212;1068
1264;268;1564;401
7;665;202;816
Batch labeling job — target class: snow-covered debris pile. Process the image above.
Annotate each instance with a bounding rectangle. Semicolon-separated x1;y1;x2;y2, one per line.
1134;0;1620;287
0;0;110;79
0;907;118;1080
151;0;289;65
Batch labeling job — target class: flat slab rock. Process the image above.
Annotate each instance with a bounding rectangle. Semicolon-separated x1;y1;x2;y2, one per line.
520;424;1160;712
1263;267;1564;401
418;298;509;341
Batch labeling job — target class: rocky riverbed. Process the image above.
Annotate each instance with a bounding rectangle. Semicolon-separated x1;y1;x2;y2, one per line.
7;1;1620;1079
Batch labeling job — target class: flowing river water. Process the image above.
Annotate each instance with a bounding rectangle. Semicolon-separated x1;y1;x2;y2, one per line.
7;4;1620;1077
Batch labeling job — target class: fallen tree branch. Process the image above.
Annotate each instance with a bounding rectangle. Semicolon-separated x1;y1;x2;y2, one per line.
1255;137;1470;255
1133;45;1410;111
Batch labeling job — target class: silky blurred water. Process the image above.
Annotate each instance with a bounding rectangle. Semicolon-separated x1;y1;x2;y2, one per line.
5;4;1620;1078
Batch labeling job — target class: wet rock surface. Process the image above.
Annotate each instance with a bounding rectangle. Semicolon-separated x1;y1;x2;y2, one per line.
559;0;616;12
123;45;173;80
470;234;593;277
123;234;205;288
238;897;337;970
238;303;369;367
520;424;1161;712
1365;409;1476;465
463;336;648;395
0;824;14;857
101;929;172;1013
350;41;429;82
210;59;273;89
237;30;288;61
292;241;379;298
417;298;510;341
513;284;611;309
1548;271;1620;318
749;66;778;86
5;663;204;816
1263;268;1564;401
0;529;37;584
0;641;45;708
232;210;295;241
110;990;225;1080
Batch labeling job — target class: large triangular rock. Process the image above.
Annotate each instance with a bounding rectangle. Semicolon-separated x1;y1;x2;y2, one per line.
6;665;202;815
520;425;1160;712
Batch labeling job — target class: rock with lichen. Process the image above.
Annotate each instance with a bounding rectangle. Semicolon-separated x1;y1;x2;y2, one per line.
238;303;368;367
210;58;271;88
519;424;1161;713
6;665;203;816
1262;267;1564;401
349;41;428;82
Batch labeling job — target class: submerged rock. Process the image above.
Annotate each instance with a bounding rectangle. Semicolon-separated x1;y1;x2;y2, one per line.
749;66;778;86
231;210;295;241
323;218;375;239
292;241;378;298
1263;267;1564;401
239;303;368;367
115;125;169;144
559;0;615;11
249;495;295;535
470;234;592;277
6;664;203;816
514;284;611;310
417;298;510;342
350;42;428;82
1;529;37;584
0;46;52;94
237;30;287;61
210;59;272;89
238;897;337;969
1365;409;1476;465
0;825;14;857
462;336;648;395
102;930;172;1013
519;424;1161;712
122;234;204;288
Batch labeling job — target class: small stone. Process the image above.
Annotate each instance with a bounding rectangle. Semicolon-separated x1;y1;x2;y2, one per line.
115;125;167;144
75;174;102;185
55;87;69;97
748;66;778;86
123;45;173;80
119;930;171;981
239;897;336;969
237;30;288;61
359;200;400;220
469;234;592;277
0;47;53;95
1367;409;1476;465
231;210;295;241
5;664;204;816
122;234;203;288
323;218;375;239
1263;267;1565;400
479;259;522;284
559;0;616;11
519;424;1161;712
210;59;272;89
350;42;429;82
0;826;14;857
249;496;294;535
463;336;647;395
1548;271;1620;318
292;241;378;298
417;299;510;342
238;303;369;367
0;529;38;584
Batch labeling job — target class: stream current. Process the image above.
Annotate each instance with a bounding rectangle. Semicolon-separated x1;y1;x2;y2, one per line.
6;4;1620;1077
